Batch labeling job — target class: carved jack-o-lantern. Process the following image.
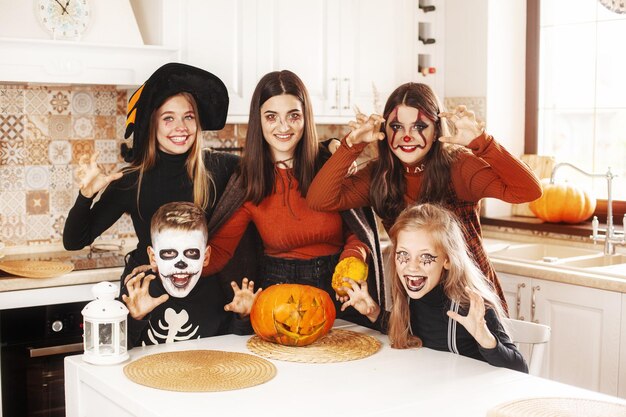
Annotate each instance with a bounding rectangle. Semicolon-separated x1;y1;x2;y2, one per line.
250;283;336;347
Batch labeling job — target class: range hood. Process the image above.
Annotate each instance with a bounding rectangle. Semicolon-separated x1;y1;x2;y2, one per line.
0;0;180;87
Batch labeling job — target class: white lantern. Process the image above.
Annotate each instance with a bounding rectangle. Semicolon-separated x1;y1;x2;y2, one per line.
81;281;129;365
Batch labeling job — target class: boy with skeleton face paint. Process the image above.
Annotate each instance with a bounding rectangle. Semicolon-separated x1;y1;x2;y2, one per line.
121;202;259;347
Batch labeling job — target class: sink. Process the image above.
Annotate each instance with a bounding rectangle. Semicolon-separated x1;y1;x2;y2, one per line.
489;244;599;263
559;254;626;268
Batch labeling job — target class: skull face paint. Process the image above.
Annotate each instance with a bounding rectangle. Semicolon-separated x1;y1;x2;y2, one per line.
148;229;209;298
386;104;437;166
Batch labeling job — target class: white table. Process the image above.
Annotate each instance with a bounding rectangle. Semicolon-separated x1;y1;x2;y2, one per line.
65;321;626;417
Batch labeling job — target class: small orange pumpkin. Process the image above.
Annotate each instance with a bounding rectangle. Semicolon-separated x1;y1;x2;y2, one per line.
331;257;368;297
250;283;336;347
529;179;596;224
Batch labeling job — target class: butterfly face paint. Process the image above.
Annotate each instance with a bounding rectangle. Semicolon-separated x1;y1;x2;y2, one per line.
149;229;208;298
386;104;437;167
394;228;449;299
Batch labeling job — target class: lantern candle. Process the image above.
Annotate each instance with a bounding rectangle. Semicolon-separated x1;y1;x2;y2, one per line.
81;281;129;365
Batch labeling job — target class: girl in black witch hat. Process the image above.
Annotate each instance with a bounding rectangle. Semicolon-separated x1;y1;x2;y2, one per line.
63;63;260;305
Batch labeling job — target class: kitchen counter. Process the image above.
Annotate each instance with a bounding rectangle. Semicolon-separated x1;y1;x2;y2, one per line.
65;321;626;417
0;241;134;309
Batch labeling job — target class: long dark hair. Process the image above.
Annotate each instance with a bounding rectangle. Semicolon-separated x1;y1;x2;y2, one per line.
370;83;459;228
241;70;319;204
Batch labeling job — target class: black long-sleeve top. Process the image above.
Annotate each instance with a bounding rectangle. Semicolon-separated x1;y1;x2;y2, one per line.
409;284;528;373
63;149;239;269
119;270;252;348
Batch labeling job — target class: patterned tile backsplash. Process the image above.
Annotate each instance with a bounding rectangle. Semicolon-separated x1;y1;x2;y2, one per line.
0;83;351;249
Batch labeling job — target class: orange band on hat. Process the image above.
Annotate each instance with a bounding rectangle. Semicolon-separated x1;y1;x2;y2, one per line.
125;83;145;128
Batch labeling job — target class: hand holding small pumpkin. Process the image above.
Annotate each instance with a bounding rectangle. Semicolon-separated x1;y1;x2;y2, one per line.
224;277;261;318
331;257;368;300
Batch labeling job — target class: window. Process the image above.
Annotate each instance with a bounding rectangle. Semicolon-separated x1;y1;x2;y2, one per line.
529;0;626;216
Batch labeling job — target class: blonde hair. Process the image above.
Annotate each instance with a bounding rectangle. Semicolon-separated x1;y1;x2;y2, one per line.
387;203;508;349
150;201;208;243
126;92;216;212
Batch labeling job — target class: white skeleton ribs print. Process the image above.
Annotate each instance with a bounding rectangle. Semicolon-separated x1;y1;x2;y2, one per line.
144;307;200;345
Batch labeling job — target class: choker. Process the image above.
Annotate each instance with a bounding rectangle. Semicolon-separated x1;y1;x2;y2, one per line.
275;157;294;169
405;163;425;174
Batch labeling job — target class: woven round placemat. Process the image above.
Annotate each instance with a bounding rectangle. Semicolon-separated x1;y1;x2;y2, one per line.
246;329;381;363
487;397;626;417
0;260;74;278
123;350;276;392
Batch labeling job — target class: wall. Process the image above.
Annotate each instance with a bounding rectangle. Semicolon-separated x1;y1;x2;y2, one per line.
444;0;528;217
0;82;350;249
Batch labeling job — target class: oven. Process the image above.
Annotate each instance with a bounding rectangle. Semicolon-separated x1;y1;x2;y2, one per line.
1;301;86;417
0;245;127;417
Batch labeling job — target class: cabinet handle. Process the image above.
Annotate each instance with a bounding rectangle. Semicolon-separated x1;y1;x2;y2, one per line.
331;77;340;109
342;78;351;110
516;283;525;321
531;285;540;323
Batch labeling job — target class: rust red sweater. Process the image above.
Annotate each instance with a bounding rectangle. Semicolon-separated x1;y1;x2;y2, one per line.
206;167;368;275
307;132;542;212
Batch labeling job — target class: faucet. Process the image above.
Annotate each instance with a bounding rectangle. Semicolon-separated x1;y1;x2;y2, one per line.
550;162;625;255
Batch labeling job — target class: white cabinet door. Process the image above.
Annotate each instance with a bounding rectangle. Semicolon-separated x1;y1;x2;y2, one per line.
180;0;417;122
619;293;626;399
531;278;621;395
341;0;416;116
181;0;258;118
255;0;417;122
499;272;531;321
255;0;337;117
498;273;622;394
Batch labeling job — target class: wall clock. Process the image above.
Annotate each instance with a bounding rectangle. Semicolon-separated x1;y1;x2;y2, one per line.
35;0;91;40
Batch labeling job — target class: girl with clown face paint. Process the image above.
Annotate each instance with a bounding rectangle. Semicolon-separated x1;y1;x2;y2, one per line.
120;202;259;348
340;203;528;373
307;82;542;312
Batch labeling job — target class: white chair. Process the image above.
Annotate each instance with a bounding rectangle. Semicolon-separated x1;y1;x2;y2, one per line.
502;317;551;376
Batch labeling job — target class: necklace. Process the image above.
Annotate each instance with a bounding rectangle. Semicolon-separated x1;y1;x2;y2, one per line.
405;163;425;173
275;157;294;169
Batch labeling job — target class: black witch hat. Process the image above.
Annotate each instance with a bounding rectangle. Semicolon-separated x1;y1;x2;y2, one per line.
122;62;229;163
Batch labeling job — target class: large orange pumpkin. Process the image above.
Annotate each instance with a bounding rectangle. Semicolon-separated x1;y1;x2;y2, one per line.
529;179;596;224
250;283;336;347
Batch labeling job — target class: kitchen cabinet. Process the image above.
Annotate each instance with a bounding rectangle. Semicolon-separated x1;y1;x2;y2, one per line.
180;0;258;119
499;273;622;397
179;0;418;123
617;294;626;398
255;0;416;121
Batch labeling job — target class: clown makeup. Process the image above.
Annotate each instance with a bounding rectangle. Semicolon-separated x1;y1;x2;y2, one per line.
148;229;209;298
386;104;437;166
395;228;449;299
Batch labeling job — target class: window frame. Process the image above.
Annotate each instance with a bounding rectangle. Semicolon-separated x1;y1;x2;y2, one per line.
524;0;625;226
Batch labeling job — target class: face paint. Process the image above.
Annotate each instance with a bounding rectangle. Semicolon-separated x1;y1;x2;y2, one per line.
395;228;449;299
150;229;207;298
385;105;437;166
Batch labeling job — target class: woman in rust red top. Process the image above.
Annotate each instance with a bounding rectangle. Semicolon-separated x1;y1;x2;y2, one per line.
306;83;542;309
204;70;385;325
